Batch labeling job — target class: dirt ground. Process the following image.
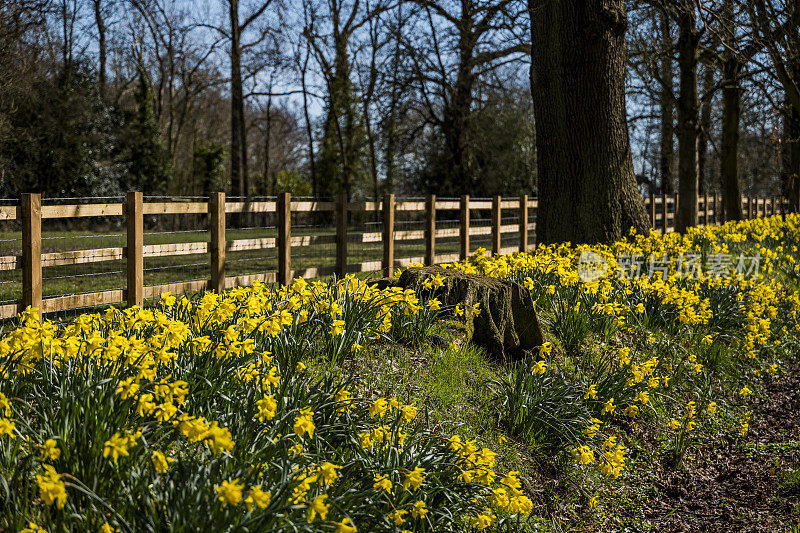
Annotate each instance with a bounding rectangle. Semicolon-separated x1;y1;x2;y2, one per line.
644;365;800;532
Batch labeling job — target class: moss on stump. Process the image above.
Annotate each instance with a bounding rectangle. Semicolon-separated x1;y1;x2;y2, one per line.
394;266;544;363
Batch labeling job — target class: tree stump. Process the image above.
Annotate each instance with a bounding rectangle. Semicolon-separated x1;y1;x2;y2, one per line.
394;266;544;363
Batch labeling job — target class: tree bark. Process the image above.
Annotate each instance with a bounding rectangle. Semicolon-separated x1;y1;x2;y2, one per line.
698;63;715;194
782;98;800;213
720;0;743;221
92;0;106;100
659;10;675;194
442;30;476;195
721;57;743;220
529;0;649;244
300;46;317;198
229;0;247;197
675;5;700;233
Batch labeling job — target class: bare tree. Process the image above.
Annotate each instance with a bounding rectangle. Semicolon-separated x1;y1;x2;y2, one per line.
405;0;529;195
747;0;800;211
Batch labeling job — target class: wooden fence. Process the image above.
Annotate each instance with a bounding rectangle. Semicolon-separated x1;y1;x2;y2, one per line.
644;192;787;232
0;192;787;320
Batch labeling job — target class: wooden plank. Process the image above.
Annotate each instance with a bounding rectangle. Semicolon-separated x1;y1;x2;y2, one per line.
499;224;518;234
126;192;144;307
43;247;124;266
0;303;17;319
227;237;276;252
144;242;208;257
469;200;493;209
0;206;17;221
395;201;425;212
346;260;382;274
21;193;42;312
434;252;460;264
395;255;425;267
360;231;383;243
225;201;276;213
527;199;538;208
434;200;460;209
291;201;335;212
499;246;517;255
520;194;529;252
143;202;208;215
292;265;336;279
41;203;123;219
425;195;436;265
435;227;460;239
347;201;382;211
0;255;20;271
500;200;519;209
395;229;424;241
662;193;669;234
460;195;470;260
291;234;336;247
336;193;347;277
224;272;276;289
210;192;225;294
469;226;493;236
492;196;501;255
277;193;291;286
40;289;124;314
144;280;209;299
2;247;127;270
383;194;395;276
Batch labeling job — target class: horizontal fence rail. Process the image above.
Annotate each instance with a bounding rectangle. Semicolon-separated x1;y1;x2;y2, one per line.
0;192;787;320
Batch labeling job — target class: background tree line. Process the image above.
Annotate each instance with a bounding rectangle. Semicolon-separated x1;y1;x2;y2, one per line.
0;0;797;242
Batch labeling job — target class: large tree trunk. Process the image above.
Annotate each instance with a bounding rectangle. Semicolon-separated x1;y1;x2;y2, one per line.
675;6;700;233
721;57;743;221
782;98;800;213
659;10;675;194
529;0;649;244
442;31;476;197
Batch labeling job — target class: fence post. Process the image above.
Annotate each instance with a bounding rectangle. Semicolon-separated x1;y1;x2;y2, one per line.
210;192;225;294
771;196;777;217
662;192;668;234
703;193;709;226
519;195;529;252
336;193;348;277
21;193;42;313
714;193;720;224
278;192;291;286
492;195;501;255
460;195;470;260
648;194;655;229
126;191;143;307
425;194;436;265
382;194;395;277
